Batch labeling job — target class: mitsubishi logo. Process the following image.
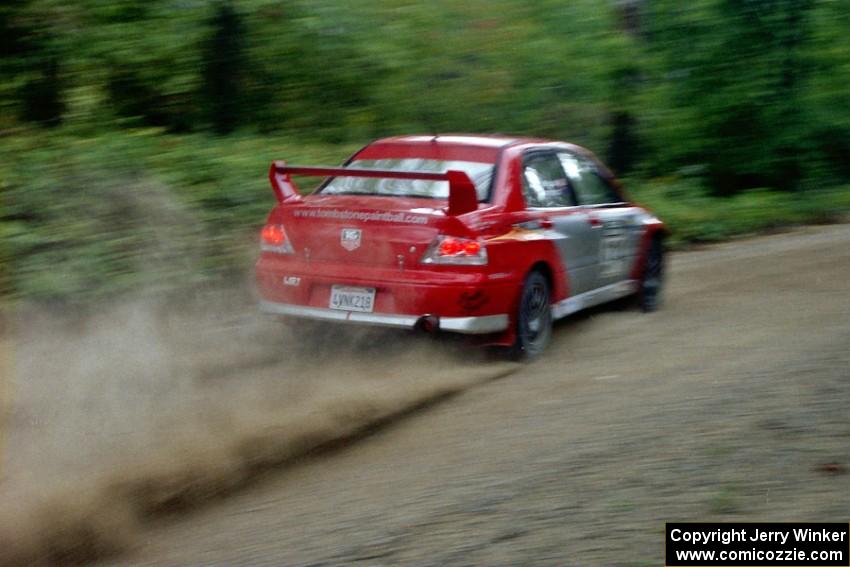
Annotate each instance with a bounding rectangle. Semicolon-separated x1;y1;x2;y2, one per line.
340;228;362;251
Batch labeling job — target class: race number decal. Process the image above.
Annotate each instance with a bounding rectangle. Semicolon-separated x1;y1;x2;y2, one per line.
600;230;629;278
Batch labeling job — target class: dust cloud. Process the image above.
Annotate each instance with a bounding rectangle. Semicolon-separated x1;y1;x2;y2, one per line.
0;289;516;565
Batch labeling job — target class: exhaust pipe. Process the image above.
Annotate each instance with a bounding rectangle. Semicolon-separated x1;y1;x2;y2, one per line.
415;314;440;334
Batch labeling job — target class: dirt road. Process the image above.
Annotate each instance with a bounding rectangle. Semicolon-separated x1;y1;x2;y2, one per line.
83;224;847;566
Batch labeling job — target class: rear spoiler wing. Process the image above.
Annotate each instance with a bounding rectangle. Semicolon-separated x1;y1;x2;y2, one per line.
269;161;479;216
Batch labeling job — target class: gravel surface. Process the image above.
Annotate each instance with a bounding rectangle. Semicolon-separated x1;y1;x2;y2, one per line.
3;224;849;566
107;224;850;566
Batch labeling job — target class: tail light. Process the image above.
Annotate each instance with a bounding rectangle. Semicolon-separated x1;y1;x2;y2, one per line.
421;235;487;265
260;223;294;254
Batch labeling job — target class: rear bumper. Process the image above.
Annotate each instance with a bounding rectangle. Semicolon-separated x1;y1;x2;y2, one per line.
256;255;519;335
259;300;509;334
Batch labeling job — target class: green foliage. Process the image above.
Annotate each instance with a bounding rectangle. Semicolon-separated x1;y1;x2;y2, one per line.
2;0;850;301
642;0;849;193
1;127;356;301
629;179;850;246
3;0;847;189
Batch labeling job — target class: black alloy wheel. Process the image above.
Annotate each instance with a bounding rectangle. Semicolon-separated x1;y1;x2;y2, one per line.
511;270;552;359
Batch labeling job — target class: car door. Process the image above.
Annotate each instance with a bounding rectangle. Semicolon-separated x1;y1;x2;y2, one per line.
520;150;600;295
557;151;643;288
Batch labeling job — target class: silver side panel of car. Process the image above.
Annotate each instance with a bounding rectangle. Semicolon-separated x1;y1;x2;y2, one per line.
546;210;601;295
591;205;645;286
551;279;638;320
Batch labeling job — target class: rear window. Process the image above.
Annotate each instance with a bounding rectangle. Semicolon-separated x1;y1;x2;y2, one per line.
319;158;494;201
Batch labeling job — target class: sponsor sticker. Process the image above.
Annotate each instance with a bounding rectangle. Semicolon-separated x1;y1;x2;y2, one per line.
294;208;429;225
340;228;362;251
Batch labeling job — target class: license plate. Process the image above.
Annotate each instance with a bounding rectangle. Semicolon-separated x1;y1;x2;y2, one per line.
329;285;376;313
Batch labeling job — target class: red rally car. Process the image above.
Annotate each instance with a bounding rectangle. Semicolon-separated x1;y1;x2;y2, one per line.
255;135;666;358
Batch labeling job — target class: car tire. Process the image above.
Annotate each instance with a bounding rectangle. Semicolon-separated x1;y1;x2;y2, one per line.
509;270;553;360
638;236;665;312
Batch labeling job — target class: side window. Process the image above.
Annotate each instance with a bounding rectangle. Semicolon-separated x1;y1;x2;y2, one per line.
557;152;620;205
522;152;575;208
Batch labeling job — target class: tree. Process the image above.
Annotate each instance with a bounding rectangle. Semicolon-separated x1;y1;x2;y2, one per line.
644;0;822;194
1;1;65;127
20;54;65;126
201;1;247;134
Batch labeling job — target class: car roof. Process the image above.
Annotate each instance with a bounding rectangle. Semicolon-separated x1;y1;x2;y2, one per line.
354;134;560;163
372;134;549;150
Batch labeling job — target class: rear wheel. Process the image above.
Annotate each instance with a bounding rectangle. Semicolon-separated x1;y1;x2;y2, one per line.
510;271;552;360
638;237;665;312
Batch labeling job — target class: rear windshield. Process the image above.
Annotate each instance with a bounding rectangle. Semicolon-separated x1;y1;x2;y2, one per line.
319;158;494;201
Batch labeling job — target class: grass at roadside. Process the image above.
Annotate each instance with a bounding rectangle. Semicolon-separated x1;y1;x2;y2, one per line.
3;128;850;302
629;179;850;248
2;128;357;301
